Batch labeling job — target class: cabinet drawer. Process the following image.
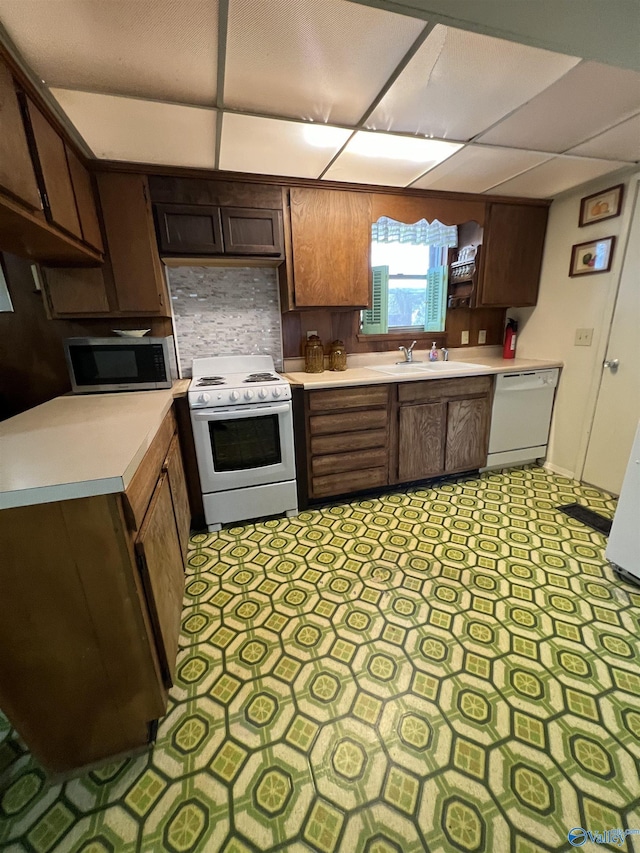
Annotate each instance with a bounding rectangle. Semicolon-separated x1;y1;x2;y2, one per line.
312;447;388;477
398;375;492;403
123;409;176;530
310;409;388;435
312;466;387;498
308;385;389;412
311;428;387;455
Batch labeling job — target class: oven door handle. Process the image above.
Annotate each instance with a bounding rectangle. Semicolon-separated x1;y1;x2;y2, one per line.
192;403;291;421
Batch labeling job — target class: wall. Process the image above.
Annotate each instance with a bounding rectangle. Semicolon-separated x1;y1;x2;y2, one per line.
0;253;71;418
510;168;639;479
167;266;283;376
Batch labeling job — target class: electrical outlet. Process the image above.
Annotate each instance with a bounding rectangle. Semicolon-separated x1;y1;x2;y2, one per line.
461;330;469;345
306;330;318;339
575;328;593;347
478;329;487;344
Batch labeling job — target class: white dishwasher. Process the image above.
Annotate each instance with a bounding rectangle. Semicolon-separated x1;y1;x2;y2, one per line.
485;369;559;469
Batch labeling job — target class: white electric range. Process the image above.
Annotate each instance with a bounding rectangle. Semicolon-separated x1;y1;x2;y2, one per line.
188;355;298;532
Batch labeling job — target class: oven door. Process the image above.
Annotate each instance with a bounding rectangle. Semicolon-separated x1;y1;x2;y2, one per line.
191;402;296;493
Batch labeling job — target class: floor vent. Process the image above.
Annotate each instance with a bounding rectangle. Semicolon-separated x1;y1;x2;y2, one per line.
557;503;612;535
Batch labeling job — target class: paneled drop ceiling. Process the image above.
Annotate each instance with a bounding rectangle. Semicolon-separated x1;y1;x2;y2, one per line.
0;0;638;197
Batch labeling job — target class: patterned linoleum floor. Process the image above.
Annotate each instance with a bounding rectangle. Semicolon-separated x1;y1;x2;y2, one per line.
2;466;640;853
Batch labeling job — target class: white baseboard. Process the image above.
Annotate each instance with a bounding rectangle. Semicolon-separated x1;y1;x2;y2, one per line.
542;461;576;480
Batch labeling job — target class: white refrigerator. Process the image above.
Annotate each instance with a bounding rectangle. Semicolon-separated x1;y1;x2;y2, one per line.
606;421;640;581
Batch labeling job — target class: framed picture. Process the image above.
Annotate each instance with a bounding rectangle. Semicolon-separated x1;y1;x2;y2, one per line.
579;184;624;226
569;236;616;277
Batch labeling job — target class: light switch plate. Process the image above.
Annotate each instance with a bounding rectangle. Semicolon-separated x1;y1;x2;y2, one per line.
461;330;469;345
478;329;487;344
306;330;318;339
575;328;593;346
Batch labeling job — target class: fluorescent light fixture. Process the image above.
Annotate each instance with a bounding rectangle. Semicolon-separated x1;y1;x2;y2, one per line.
346;130;462;164
302;123;353;149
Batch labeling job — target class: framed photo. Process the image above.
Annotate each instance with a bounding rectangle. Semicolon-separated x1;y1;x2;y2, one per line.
569;236;616;277
579;184;624;226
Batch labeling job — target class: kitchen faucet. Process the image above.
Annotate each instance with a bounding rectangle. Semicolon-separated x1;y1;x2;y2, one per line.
397;340;418;363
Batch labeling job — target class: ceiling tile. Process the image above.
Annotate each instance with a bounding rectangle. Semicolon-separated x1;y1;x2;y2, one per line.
487;156;630;198
478;61;640;152
224;0;425;125
0;0;218;104
219;113;351;178
322;131;461;187
51;89;217;167
365;24;579;141
567;113;640;162
411;145;552;193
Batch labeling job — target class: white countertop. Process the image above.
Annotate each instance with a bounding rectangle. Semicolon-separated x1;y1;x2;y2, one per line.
284;353;563;390
0;390;175;509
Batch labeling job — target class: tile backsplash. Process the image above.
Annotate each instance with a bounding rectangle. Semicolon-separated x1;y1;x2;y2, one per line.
167;266;283;376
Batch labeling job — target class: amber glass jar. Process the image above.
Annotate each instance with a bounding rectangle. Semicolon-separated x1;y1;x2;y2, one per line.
304;335;324;373
329;340;347;371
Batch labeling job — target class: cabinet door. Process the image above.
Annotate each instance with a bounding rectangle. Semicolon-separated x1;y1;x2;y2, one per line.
445;397;490;472
478;203;548;307
155;203;223;254
25;99;82;239
97;173;169;315
398;402;446;481
0;62;41;210
65;146;104;252
136;473;184;688
220;207;282;256
164;434;191;562
290;188;371;307
43;267;110;316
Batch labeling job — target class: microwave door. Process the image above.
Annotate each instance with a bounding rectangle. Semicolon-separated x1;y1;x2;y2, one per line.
68;344;163;392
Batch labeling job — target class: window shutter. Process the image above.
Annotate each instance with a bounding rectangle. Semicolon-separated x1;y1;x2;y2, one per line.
424;265;448;332
362;265;389;334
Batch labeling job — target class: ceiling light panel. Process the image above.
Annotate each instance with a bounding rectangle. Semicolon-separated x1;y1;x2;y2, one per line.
224;0;425;125
51;89;217;168
567;113;640;162
219;113;351;178
479;62;640;153
365;24;579;141
488;156;630;198
322;131;462;187
0;0;218;104
411;145;552;193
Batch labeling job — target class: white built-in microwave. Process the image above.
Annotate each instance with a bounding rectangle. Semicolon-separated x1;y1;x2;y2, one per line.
64;336;177;393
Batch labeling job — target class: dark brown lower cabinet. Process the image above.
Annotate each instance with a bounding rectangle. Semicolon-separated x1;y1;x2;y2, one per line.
136;472;184;689
300;376;493;503
0;408;189;773
396;376;492;482
305;385;391;500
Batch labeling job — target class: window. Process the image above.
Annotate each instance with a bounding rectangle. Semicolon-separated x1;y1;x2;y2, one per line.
361;217;457;336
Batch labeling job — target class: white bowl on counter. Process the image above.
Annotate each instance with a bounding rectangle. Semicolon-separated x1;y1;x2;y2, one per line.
112;329;151;338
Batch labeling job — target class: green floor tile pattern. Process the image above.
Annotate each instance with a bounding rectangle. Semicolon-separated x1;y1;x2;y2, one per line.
2;467;640;852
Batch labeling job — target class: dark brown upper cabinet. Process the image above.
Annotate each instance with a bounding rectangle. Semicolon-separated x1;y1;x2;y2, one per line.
97;172;170;316
220;207;282;256
477;203;548;308
154;202;283;258
23;97;82;240
65;146;104;252
0;60;41;211
155;203;223;255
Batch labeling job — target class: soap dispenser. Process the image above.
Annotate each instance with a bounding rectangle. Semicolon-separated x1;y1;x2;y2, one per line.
429;342;439;362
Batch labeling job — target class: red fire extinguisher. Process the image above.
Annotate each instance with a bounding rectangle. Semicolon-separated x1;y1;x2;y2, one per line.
503;319;518;359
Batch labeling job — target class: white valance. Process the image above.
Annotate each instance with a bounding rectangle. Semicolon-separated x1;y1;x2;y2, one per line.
372;217;458;247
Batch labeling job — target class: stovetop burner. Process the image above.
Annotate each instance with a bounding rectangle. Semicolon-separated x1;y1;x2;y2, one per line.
196;376;226;386
244;372;279;383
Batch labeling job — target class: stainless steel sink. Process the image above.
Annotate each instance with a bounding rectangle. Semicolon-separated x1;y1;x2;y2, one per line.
368;361;487;376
